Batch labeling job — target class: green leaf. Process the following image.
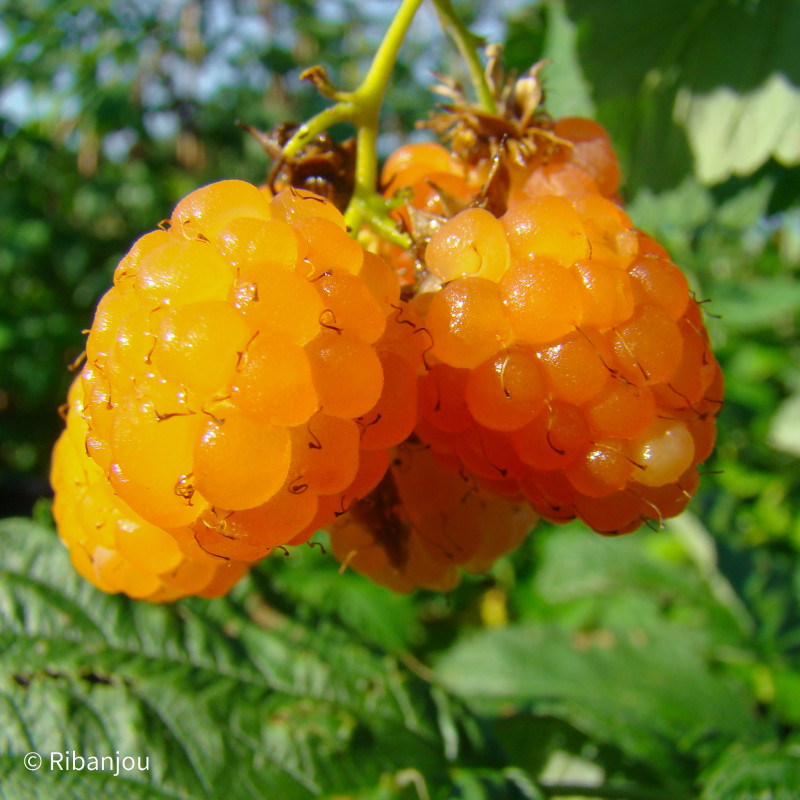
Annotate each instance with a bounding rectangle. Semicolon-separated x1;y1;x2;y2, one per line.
256;536;423;653
626;177;714;248
707;278;800;332
771;668;800;725
675;72;800;185
436;621;762;784
701;744;800;800
0;518;487;799
565;0;800;190
518;1;594;120
449;766;545;800
769;392;800;458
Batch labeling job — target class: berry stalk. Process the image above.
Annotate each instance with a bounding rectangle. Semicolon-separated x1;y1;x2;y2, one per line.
279;0;425;241
431;0;498;114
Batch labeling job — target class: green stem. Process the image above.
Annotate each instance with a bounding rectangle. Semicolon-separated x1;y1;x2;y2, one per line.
281;102;354;160
344;0;424;233
351;0;425;191
280;0;423;244
431;0;497;114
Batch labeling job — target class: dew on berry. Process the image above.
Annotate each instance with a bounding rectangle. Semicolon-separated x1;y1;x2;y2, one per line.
108;394;202;528
231;331;318;426
191;515;274;562
583;379;656;439
465;346;546;431
628;248;690;321
289;413;361;496
410;171;473;217
536;330;610;404
135;239;235;308
499;258;581;345
114;508;185;575
193;408;292;510
233;266;324;345
564;440;635;497
314;269;387;342
502;196;590;267
106;307;160;386
613;304;684;385
172;180;272;239
270;186;347;227
381;141;457;195
522;161;600;201
358;351;419;449
358;251;402;309
628;419;696;488
114;230;173;291
216;217;300;272
85;288;138;367
294;216;365;277
552;117;621;197
425;277;512;368
426;207;510;282
574;195;638;264
214;485;320;549
153;301;250;402
511;400;592;471
573;259;634;330
305;329;384;419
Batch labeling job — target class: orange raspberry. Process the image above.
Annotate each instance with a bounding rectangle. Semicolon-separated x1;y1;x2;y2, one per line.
53;181;418;587
381;112;722;540
328;446;536;592
51;378;248;601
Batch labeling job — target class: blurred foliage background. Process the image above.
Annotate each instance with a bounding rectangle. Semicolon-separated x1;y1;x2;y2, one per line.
2;0;800;798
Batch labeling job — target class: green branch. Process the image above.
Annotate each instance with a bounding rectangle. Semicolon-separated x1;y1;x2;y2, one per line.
279;0;423;245
431;0;497;114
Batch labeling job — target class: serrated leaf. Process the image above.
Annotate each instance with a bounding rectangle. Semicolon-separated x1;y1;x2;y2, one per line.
436;622;762;782
701;744;800;800
256;536;422;652
675;73;800;185
0;518;487;799
565;0;800;190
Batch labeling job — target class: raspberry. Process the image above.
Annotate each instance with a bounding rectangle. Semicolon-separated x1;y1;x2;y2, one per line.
328;445;536;592
51;50;723;598
51;378;249;601
382;103;722;538
502;196;590;267
54;180;419;588
550;117;622;198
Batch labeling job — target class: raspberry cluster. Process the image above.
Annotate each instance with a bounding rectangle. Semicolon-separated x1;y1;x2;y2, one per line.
328;445;535;593
376;118;722;538
51;112;722;599
51;182;427;597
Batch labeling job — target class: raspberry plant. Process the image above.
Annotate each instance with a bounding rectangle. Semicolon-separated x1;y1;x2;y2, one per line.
6;2;800;799
51;0;722;599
